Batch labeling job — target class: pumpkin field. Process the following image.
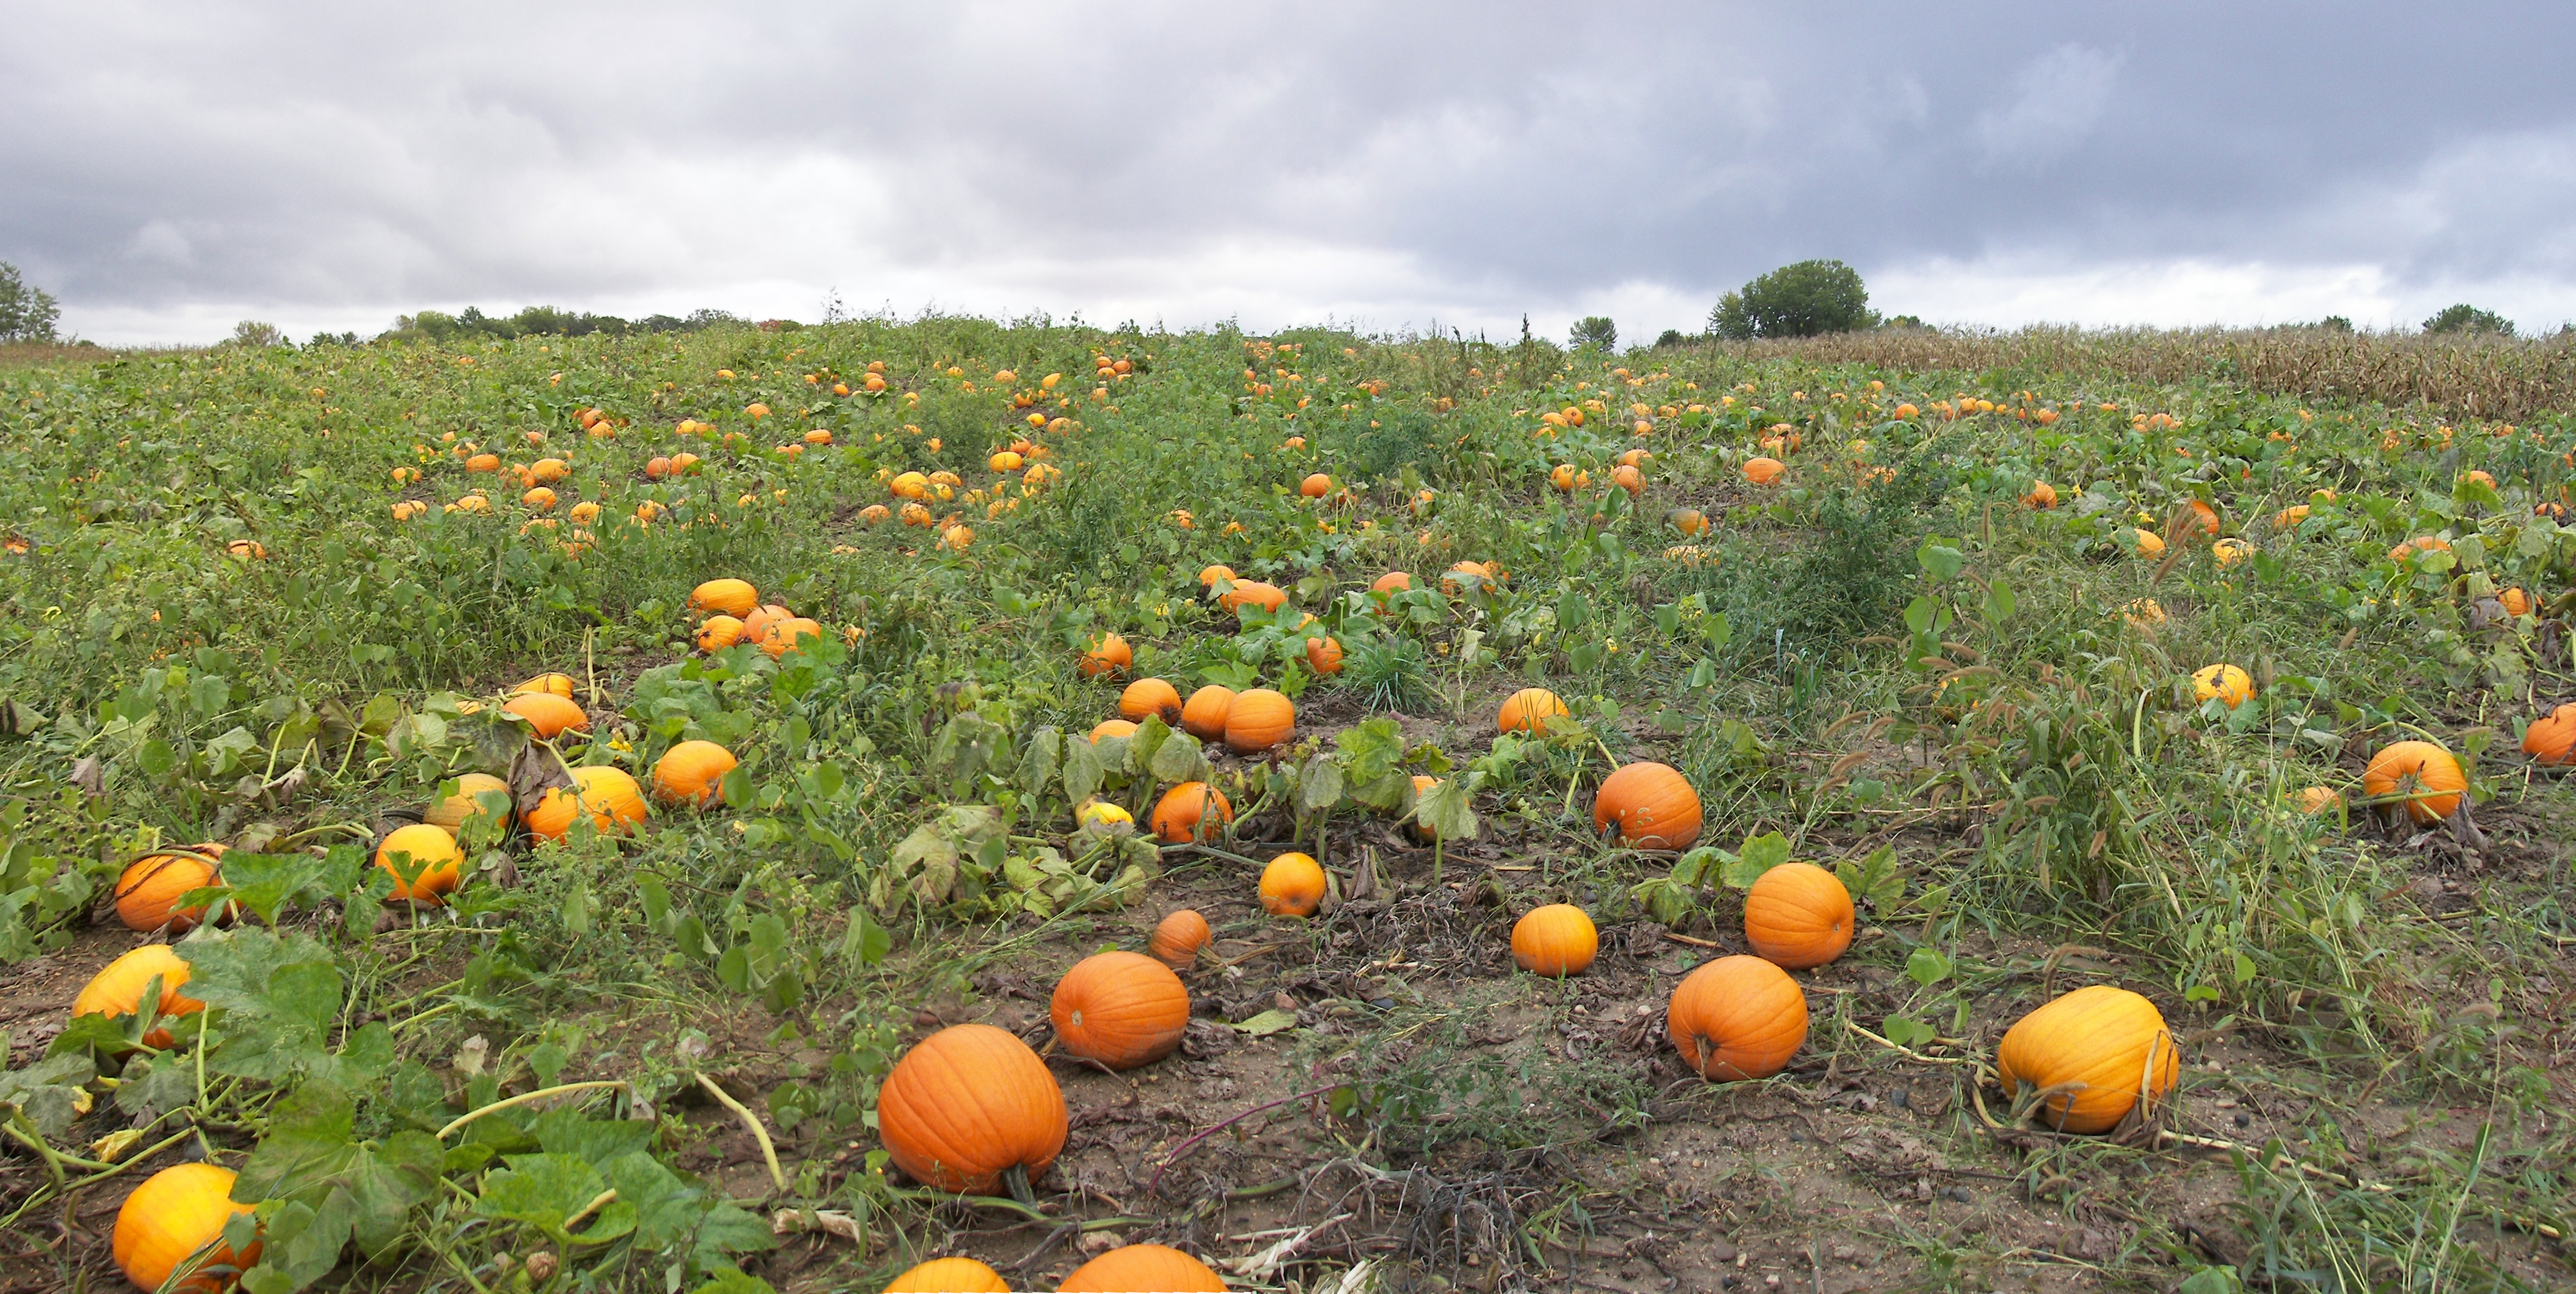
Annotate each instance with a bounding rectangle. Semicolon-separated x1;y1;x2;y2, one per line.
0;317;2572;1293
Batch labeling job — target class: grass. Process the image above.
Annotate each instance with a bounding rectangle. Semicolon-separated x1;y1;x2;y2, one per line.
0;317;2569;1291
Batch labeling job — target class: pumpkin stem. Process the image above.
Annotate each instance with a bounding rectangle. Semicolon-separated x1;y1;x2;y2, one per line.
695;1072;789;1196
1002;1163;1037;1206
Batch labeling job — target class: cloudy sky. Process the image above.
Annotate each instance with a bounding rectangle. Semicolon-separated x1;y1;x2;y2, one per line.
6;1;2574;345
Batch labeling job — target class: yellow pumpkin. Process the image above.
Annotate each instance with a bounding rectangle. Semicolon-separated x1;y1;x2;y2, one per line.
375;822;466;903
1995;985;2178;1133
526;766;650;841
113;1164;260;1293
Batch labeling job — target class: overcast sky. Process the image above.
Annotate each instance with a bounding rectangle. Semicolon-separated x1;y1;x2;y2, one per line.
7;2;2575;345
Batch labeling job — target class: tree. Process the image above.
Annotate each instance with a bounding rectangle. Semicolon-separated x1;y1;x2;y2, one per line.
1654;328;1688;348
0;262;62;342
2423;303;2514;337
1569;316;1616;350
229;320;286;347
1709;259;1877;340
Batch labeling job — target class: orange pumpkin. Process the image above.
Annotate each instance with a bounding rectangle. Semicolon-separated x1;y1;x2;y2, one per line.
1198;563;1237;588
759;616;822;658
1180;686;1234;740
1050;951;1189;1070
425;773;510;833
1995;985;2178;1134
1259;852;1327;917
503;691;589;738
1080;633;1132;679
695;615;744;652
1497;687;1567;734
1741;456;1785;486
1592;762;1702;848
1220;580;1288;613
879;1024;1067;1194
1150;782;1233;842
1223;689;1295;754
526;765;650;841
1119;678;1184;724
72;944;203;1048
1303;636;1343;675
1742;862;1853;969
1149;909;1210;968
1666;508;1709;536
2522;703;2576;766
2192;664;2253;708
509;672;575;698
1088;718;1138;744
2362;740;2467;823
652;740;737;805
1371;571;1412;593
113;1164;260;1294
1300;473;1332;498
884;1257;1010;1293
1666;955;1807;1081
739;603;795;643
375;823;466;903
2185;499;2220;535
2022;480;2057;509
1057;1244;1227;1292
690;578;759;618
114;844;227;933
1511;904;1597;976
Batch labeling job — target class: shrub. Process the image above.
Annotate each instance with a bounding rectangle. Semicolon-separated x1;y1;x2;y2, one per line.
229;321;287;348
1569;316;1617;350
1654;328;1688;348
1709;260;1878;339
0;263;62;343
2423;303;2514;337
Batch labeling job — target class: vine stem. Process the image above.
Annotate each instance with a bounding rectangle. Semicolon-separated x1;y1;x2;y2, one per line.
434;1080;629;1140
695;1072;788;1196
1146;1083;1341;1198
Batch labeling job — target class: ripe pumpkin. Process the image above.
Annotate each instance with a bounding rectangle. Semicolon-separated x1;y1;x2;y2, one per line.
1150;910;1210;968
2523;704;2576;766
1051;951;1189;1070
696;615;744;652
2500;587;2532;616
1057;1244;1227;1292
653;740;738;805
878;1023;1067;1194
2363;740;2467;823
1666;508;1709;536
1089;719;1138;744
884;1257;1010;1293
1258;851;1328;917
1742;862;1853;969
1199;563;1237;588
113;1164;260;1294
2185;499;2220;535
426;772;512;834
1300;473;1332;498
526;765;650;841
2023;481;2057;509
1741;456;1785;486
1119;678;1184;724
739;604;795;643
375;823;466;903
1610;463;1645;494
1223;689;1295;754
1303;636;1343;675
2191;664;2253;709
1511;904;1597;976
2294;786;2342;814
1219;580;1287;613
1371;571;1412;593
1080;633;1132;679
1076;799;1133;830
690;578;759;617
510;672;575;698
504;691;589;738
2130;528;2167;559
74;944;204;1049
1995;985;2178;1134
1498;687;1567;734
1592;762;1702;849
1667;955;1807;1081
1150;782;1233;843
759;617;822;658
114;844;228;933
1180;686;1234;740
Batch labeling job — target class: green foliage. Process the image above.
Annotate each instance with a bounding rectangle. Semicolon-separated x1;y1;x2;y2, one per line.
1568;316;1616;350
2422;302;2514;337
0;262;61;343
1708;258;1878;339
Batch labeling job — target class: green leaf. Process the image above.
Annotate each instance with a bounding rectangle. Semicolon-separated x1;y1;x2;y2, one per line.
1903;946;1952;988
1016;726;1061;796
839;905;890;968
1296;754;1345;812
185;927;344;1081
1882;1015;1936;1049
1719;832;1789;888
1916;539;1964;582
1415;774;1480;842
475;1153;637;1246
1230;1008;1298;1036
1981;578;2016;623
1147;730;1212;786
531;1109;654;1167
1060;730;1104;807
1703;612;1732;655
0;1052;95;1138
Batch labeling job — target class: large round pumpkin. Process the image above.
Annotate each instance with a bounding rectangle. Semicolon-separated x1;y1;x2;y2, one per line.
1050;951;1189;1070
1258;852;1327;917
877;1024;1068;1194
1088;719;1138;744
1741;456;1785;486
1219;580;1288;613
1119;678;1183;725
652;740;738;805
2362;740;2467;823
1498;688;1567;734
1179;686;1234;740
2522;704;2576;766
1592;762;1702;849
114;844;228;933
503;691;589;738
1742;863;1854;970
1371;571;1412;593
739;604;795;644
1666;955;1807;1081
1223;689;1295;753
2191;664;2253;709
1057;1244;1227;1292
1149;782;1233;843
1511;904;1597;976
1149;910;1210;968
759;617;822;658
884;1256;1010;1292
1995;984;2179;1134
526;766;650;841
689;579;759;618
375;823;466;903
113;1163;260;1293
510;672;575;699
424;773;511;834
695;615;745;652
73;944;204;1048
1080;633;1132;679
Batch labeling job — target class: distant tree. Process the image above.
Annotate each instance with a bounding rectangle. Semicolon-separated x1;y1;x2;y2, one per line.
307;330;360;347
1654;328;1688;348
1709;260;1877;340
1885;314;1925;330
2317;316;2354;332
1569;316;1616;350
0;262;62;342
229;320;286;347
2424;303;2514;337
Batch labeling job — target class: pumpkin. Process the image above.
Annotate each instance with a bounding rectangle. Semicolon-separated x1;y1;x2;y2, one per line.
2130;528;2167;558
1180;686;1234;739
1303;635;1343;675
2191;664;2253;709
1549;463;1579;491
2501;587;2532;616
526;765;650;841
114;844;227;933
1741;456;1785;486
1300;473;1332;498
2294;786;2342;814
1666;955;1807;1081
1080;633;1132;679
1051;951;1189;1070
1223;689;1295;753
2123;599;2165;629
2523;703;2576;766
884;1257;1010;1293
652;740;737;805
739;603;795;643
2273;504;2311;529
1057;1244;1227;1292
425;772;512;836
1371;571;1412;593
878;1024;1068;1194
1742;862;1853;969
892;471;930;499
1076;799;1133;829
696;615;744;652
1150;910;1210;968
1611;463;1645;494
1149;782;1233;842
689;579;759;618
1089;719;1138;743
2363;740;2467;823
1592;762;1702;849
1258;852;1327;917
1198;565;1237;590
73;944;204;1047
1497;687;1567;734
113;1164;260;1294
1666;508;1709;536
375;823;466;902
2022;480;2057;509
1995;984;2178;1133
759;617;822;658
859;503;890;526
521;486;558;510
1511;904;1597;976
1219;580;1287;613
504;691;589;738
510;672;575;698
1441;560;1498;594
1119;678;1183;724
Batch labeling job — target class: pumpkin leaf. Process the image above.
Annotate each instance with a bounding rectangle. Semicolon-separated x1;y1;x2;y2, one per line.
1230;1008;1298;1037
1415;773;1480;842
1833;845;1904;912
1060;731;1104;806
1017;726;1061;796
475;1152;638;1247
1915;539;1964;582
1125;715;1173;779
1297;753;1345;811
1719;832;1790;889
184;926;345;1081
1147;729;1212;786
0;1050;95;1138
839;904;890;968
